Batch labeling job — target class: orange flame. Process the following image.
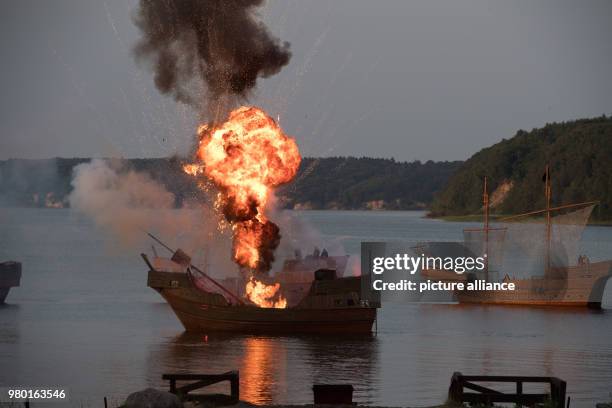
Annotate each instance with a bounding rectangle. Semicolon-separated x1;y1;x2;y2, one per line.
182;163;204;176
245;277;287;309
182;106;300;308
191;106;301;271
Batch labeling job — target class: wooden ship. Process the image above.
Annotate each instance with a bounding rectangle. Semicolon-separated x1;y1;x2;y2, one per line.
216;248;350;308
0;261;21;303
426;168;612;308
142;236;379;334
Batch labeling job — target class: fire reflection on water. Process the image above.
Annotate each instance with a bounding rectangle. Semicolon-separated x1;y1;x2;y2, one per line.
240;337;287;405
149;333;379;405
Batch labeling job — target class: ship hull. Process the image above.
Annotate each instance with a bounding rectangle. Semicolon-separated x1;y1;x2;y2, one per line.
161;289;376;333
0;261;21;304
148;269;378;334
0;287;10;304
455;260;612;309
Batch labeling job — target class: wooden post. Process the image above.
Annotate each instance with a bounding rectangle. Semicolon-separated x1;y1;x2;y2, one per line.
545;165;552;277
483;176;489;282
550;377;566;408
230;371;240;403
448;372;464;403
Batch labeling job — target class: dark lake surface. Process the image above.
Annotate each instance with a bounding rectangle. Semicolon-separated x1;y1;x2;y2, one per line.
1;208;611;407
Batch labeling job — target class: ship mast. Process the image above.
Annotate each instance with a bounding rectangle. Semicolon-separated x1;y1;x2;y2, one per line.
483;176;490;282
544;165;552;277
494;167;598;279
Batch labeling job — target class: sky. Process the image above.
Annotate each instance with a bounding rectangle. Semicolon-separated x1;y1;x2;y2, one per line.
1;0;611;162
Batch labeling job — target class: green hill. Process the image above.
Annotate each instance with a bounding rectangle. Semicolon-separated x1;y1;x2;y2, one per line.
430;116;612;222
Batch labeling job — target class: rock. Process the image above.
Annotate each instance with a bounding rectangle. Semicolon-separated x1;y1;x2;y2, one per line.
124;388;182;408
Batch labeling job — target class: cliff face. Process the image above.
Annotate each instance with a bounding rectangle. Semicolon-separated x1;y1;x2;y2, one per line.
430;116;612;221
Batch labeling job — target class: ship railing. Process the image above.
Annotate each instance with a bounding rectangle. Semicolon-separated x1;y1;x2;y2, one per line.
187;266;245;306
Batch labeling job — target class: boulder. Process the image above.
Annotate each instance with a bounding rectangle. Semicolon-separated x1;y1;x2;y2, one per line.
124;388;182;408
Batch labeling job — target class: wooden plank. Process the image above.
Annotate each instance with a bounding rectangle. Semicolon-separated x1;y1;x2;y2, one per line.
141;254;156;272
463;381;503;395
178;380;215;395
463;392;548;403
176;376;238;394
448;372;464;402
461;375;556;382
163;370;237;381
162;371;240;403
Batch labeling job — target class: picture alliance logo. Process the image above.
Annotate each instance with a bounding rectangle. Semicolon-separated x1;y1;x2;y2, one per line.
371;253;487;275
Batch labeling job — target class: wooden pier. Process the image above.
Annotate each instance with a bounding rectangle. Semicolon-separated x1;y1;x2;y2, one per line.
448;372;567;408
162;370;239;404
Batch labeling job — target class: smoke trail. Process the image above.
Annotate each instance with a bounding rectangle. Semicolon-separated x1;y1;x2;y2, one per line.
132;0;291;115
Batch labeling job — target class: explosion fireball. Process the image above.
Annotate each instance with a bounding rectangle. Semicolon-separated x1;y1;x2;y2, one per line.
184;106;300;308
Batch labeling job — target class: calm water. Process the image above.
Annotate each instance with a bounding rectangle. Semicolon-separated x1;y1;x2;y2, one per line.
1;208;611;407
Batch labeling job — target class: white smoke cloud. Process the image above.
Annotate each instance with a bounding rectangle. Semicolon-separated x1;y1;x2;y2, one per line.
69;159;239;277
68;159;350;280
69;159;175;244
272;205;350;274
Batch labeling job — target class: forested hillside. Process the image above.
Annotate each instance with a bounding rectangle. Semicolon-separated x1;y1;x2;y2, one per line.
430;116;612;221
277;157;461;210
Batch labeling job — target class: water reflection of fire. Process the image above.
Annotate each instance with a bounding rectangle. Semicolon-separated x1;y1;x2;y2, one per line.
240;337;286;405
245;277;287;309
183;106;300;308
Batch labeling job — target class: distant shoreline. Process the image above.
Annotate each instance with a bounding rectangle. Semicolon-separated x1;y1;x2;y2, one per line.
0;157;459;213
6;205;611;226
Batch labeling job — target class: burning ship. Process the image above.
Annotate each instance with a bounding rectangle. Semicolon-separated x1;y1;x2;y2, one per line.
144;106;379;333
128;1;380;332
423;169;612;308
143;243;378;334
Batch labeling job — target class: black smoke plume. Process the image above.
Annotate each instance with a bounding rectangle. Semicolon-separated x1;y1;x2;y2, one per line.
133;0;291;112
223;196;281;273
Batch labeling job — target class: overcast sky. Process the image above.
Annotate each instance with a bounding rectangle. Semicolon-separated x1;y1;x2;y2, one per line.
1;0;611;161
